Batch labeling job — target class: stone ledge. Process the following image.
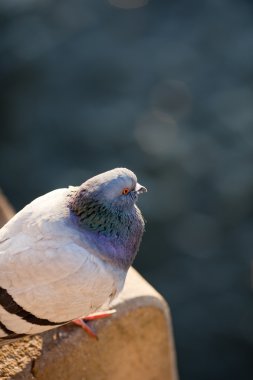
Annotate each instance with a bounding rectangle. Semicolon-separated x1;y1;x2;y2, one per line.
0;194;178;380
0;191;15;229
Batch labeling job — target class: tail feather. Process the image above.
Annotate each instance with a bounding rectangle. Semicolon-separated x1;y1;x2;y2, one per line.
0;333;27;346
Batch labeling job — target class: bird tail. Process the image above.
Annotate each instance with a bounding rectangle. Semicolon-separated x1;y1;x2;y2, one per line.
0;333;27;346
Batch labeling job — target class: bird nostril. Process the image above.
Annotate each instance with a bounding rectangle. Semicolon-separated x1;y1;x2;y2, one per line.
135;183;147;194
138;186;147;194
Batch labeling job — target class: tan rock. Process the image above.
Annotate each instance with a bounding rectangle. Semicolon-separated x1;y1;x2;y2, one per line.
0;191;15;228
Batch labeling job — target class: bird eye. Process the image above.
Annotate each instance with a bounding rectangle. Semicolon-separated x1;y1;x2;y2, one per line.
122;188;130;195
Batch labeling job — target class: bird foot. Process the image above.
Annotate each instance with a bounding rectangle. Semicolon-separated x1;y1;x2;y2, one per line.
72;309;116;340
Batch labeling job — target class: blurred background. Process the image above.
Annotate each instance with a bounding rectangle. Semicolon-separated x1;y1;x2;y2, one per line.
1;0;253;379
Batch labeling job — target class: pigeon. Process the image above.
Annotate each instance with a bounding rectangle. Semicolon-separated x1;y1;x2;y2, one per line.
0;168;147;345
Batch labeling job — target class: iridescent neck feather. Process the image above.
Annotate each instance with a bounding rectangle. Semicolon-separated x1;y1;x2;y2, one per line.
67;188;145;269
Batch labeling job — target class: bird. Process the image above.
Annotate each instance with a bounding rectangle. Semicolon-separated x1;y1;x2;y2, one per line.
0;168;147;345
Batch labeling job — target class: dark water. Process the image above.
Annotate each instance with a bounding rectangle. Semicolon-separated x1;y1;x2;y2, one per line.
1;1;253;379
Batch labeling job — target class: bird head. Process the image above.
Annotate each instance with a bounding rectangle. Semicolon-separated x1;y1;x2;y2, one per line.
77;168;147;209
68;168;147;263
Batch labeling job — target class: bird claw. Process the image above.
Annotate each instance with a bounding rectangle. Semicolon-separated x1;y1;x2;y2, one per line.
72;309;116;340
72;318;98;339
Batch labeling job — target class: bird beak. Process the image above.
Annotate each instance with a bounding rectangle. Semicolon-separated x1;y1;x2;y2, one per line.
135;183;147;194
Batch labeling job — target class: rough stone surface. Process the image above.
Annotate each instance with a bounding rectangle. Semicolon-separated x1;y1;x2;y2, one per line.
0;195;178;380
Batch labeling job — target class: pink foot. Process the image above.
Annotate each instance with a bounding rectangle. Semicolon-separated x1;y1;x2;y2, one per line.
72;309;116;339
